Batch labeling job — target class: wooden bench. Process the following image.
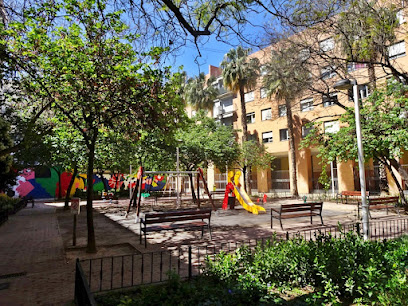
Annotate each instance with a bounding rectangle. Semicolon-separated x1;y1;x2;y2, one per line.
337;191;370;204
358;196;400;219
140;209;212;247
271;202;324;230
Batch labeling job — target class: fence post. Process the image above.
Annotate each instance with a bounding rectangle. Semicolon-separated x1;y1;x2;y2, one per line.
188;246;192;279
75;258;97;306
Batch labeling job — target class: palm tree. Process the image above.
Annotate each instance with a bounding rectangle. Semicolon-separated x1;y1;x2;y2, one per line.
184;72;219;112
221;46;260;194
221;46;260;143
263;48;311;196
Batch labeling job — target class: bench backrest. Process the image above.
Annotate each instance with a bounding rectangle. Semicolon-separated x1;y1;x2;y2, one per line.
143;209;212;224
279;202;323;214
341;191;370;196
368;196;399;205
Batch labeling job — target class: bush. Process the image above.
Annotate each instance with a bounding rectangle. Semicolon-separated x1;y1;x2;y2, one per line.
96;234;408;305
0;194;21;212
205;233;408;304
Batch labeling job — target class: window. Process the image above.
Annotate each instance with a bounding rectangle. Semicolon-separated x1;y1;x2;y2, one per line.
246;112;255;124
389;41;406;59
279;128;289;141
359;84;370;99
299;48;310;61
322;93;338;107
347;62;367;72
321;66;336;80
248;134;258;142
324;121;339;134
262;131;273;143
300;98;314;112
320;38;334;52
397;10;405;24
244;91;254;102
302;125;313;138
260;87;267;99
260;65;268;76
261;108;272;121
278;104;287;117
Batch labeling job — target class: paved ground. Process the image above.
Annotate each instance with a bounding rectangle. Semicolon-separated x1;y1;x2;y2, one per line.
0;197;402;305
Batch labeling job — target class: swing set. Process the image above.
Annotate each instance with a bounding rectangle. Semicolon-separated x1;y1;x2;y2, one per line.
126;167;216;220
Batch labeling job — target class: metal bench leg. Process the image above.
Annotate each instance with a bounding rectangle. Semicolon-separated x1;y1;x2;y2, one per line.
279;218;283;230
320;214;324;225
271;214;273;229
310;215;313;225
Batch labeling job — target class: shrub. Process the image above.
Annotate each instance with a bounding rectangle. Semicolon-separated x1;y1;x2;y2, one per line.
205;232;408;304
0;194;21;212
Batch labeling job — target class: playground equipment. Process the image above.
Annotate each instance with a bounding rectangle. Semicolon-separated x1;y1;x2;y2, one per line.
222;170;266;215
126;167;216;221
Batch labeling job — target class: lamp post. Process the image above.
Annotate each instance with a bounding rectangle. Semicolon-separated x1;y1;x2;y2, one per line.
333;78;369;240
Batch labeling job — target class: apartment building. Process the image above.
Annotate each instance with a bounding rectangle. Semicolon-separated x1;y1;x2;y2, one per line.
203;5;408;196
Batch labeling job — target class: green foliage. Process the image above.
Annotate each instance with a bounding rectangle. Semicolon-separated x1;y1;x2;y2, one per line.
221;46;260;93
0;194;21;212
184;73;219;111
206;233;408;304
301;81;408;164
237;140;275;172
0;117;16;191
96;270;281;306
176;111;240;171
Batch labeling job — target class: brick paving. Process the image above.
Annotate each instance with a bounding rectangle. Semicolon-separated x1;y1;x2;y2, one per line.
0;202;74;306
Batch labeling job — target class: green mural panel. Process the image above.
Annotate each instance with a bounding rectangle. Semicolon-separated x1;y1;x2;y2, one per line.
36;168;59;197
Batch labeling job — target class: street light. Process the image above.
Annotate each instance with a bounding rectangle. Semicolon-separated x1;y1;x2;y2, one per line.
333;78;369;240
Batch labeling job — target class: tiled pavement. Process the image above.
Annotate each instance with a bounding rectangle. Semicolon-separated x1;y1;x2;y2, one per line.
0;203;74;305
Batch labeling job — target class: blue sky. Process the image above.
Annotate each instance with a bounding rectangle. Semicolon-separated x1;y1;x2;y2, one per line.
166;10;275;78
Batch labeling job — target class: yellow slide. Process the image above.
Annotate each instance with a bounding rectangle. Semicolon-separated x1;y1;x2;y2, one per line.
228;171;266;215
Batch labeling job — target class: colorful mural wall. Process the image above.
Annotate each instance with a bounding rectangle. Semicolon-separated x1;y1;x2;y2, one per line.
10;167;168;199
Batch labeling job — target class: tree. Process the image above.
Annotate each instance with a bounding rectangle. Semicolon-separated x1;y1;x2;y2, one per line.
176;111;240;200
2;0;185;253
184;72;219;111
235;140;275;195
0;116;15;192
221;46;260;194
263;47;311;196
301;81;408;204
221;46;260;144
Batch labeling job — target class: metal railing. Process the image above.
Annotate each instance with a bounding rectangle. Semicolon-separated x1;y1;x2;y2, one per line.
78;217;408;294
75;259;97;306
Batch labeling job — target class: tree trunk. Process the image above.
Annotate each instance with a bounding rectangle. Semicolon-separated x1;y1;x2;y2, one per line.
384;159;407;206
246;166;252;195
86;138;97;253
239;86;248;142
239;86;251;193
64;164;78;210
368;63;389;194
286;98;298;196
99;170;109;192
188;172;197;202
